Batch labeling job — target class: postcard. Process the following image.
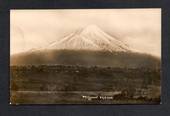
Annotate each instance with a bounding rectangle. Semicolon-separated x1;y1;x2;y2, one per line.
10;9;161;104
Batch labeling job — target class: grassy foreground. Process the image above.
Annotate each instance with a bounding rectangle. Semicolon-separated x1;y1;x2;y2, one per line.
10;65;161;104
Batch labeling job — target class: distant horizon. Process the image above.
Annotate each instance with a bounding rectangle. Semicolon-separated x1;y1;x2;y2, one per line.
10;9;161;57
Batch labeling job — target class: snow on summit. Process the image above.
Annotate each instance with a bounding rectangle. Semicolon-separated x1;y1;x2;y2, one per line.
47;25;131;52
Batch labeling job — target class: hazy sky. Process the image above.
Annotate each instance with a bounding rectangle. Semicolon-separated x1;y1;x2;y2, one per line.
10;9;161;57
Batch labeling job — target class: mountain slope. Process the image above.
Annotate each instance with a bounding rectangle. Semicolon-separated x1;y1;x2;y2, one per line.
46;25;131;52
10;49;160;69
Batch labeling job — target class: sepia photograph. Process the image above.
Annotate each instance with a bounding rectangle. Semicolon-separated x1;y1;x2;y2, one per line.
10;9;161;104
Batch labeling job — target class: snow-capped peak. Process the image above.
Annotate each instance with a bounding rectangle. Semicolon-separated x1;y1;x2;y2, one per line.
47;25;132;52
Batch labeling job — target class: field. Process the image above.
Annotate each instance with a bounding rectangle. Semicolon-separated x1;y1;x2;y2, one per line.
10;65;161;104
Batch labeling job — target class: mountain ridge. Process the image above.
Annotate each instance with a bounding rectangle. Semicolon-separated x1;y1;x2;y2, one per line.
43;25;132;52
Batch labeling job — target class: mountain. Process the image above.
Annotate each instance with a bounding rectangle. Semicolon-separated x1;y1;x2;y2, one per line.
10;25;160;68
46;25;131;52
